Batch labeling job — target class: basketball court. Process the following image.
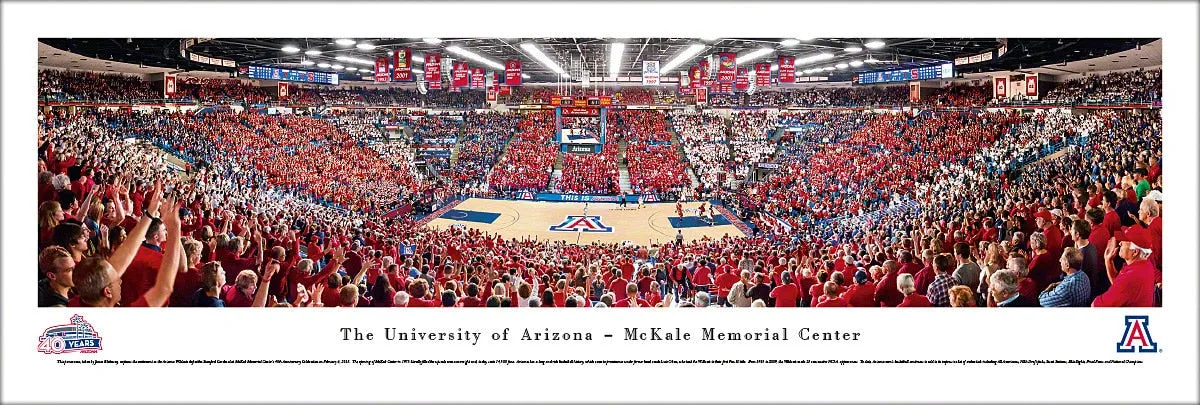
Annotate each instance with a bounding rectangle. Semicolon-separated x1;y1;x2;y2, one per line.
425;198;749;244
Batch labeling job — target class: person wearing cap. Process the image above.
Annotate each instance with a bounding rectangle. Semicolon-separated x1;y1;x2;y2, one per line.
927;254;956;307
841;269;877;307
1034;209;1064;259
1038;247;1091;307
1093;227;1157;307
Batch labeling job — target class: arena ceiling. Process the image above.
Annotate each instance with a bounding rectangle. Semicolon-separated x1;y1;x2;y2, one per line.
39;38;1157;83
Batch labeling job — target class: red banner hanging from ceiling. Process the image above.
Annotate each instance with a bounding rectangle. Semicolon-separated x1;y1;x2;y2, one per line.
469;67;485;89
777;56;795;83
755;63;771;86
392;48;413;82
735;67;749;91
716;52;736;82
505;60;522;86
425;54;442;89
452;61;469;88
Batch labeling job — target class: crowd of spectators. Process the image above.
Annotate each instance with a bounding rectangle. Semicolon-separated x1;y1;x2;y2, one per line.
556;142;620;195
728;111;779;182
923;83;992;107
39;69;158;103
611;110;690;195
36;65;1164;309
448;112;520;191
487;111;556;194
673;112;732;190
1043;69;1162;105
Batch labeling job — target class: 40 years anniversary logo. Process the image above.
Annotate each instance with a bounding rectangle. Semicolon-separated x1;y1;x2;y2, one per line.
37;315;103;354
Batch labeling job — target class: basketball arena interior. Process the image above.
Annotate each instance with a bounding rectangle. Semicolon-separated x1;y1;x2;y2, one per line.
36;37;1164;309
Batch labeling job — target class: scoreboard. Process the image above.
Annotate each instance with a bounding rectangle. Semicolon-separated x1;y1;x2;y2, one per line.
247;65;340;85
855;62;954;85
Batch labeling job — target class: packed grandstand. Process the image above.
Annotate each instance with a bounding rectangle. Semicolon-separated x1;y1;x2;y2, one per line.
36;38;1163;309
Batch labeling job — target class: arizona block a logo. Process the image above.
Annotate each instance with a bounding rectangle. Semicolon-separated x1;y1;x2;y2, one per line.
549;215;613;233
1116;315;1158;353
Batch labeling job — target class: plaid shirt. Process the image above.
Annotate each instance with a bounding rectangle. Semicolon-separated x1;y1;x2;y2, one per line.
928;273;956;307
1038;270;1092;307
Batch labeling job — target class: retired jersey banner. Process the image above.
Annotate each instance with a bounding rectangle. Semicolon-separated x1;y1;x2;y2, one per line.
504;60;522;86
994;77;1007;98
716;52;736;82
486;88;497;101
1026;74;1038;96
699;60;711;80
703;78;715;89
778;56;795;83
755;63;771;86
374;57;390;82
469;67;485;89
425;54;442;89
163;75;176;97
452;61;469;88
716;81;733;94
735;68;750;91
277;82;289;100
642;60;661;86
679;71;693;95
393;48;413;82
688;65;703;89
695;87;708;104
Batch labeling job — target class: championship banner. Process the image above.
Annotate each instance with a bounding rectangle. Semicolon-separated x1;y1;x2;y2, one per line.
505;60;522;86
1026;74;1038;96
425;54;442;89
688;65;703;89
695;87;708;104
994;77;1007;98
755;63;771;86
374;57;390;82
909;81;921;103
703;78;715;89
778;56;795;83
716;52;736;82
393;48;413;82
717;81;733;94
277;82;289;100
469;67;485;89
452;61;469;88
642;60;661;86
735;68;749;91
679;71;693;95
163;75;176;97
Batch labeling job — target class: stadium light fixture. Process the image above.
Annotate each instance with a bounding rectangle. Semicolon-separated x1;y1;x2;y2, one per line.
332;64;345;70
864;40;886;49
423;38;443;44
520;42;566;75
281;45;301;53
844;46;863;53
835;63;849;69
335;39;356;46
317;62;332;68
780;39;800;47
849;60;864;67
795;52;834;66
823;66;835;71
335;56;375;66
305;50;322;56
346;67;358;71
699;36;719;41
356;43;377;50
661;43;706;74
738;47;776;65
300;60;315;66
608;42;624;79
446;45;505;70
796;37;816;41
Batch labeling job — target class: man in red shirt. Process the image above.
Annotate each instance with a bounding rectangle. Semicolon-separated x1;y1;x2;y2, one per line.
714;267;739;306
768;271;799;307
1093;228;1157;307
613;283;650;307
119;217;168;307
1035;209;1064;259
815;282;849;307
72;197;181;308
841;270;877;307
874;260;904;307
610;270;629;302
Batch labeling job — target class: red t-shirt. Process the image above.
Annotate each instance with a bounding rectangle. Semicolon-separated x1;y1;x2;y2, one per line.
612;298;651;308
816;296;849;307
610;278;629;301
769;284;799;307
897;294;932;307
874;272;904;307
1092;260;1157;307
120;245;164;307
842;282;877;307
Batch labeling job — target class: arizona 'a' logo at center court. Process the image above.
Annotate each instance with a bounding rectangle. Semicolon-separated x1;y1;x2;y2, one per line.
549;215;613;233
